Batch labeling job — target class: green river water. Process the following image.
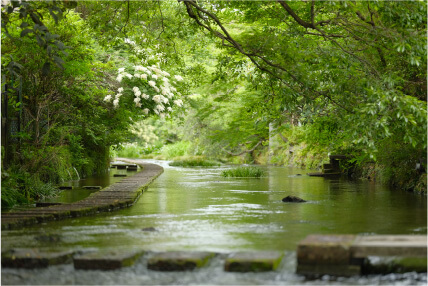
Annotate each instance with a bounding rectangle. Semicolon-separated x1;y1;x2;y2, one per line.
1;159;427;285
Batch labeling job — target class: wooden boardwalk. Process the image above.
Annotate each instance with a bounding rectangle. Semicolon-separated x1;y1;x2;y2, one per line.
1;161;164;230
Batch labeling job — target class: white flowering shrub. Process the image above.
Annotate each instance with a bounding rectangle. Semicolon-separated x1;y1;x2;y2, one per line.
104;63;184;119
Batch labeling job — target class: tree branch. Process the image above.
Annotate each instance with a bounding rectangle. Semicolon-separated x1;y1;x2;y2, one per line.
222;140;263;156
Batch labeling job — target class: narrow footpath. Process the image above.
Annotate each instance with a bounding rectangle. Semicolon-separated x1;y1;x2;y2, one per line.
1;160;163;230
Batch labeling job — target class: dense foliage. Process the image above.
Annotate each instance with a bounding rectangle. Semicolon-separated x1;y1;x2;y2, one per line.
1;0;426;208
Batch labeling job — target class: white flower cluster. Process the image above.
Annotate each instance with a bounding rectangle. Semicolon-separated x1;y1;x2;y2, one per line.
104;63;184;117
116;68;133;82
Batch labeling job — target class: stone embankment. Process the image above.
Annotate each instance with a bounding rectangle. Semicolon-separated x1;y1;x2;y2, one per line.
308;154;348;177
1;161;164;230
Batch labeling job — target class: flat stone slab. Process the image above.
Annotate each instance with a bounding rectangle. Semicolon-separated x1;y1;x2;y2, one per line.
296;234;428;277
351;235;427;258
59;186;73;190
82;186;102;190
224;251;283;272
74;250;143;270
148;251;214;271
297;235;356;265
2;249;73;268
35;202;62;207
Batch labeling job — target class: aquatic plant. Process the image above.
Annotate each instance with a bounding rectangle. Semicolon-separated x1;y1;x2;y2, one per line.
169;156;220;167
221;166;266;178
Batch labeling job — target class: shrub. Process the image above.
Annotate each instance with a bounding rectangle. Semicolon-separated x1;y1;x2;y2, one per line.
161;141;191;159
221;166;266;178
169;156;220;167
116;142;142;158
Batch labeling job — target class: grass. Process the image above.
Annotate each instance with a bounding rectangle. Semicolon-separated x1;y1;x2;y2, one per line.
116;143;141;158
221;166;266;178
161;141;191;158
169;156;221;167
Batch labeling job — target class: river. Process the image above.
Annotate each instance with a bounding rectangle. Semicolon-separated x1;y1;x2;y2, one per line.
1;159;427;285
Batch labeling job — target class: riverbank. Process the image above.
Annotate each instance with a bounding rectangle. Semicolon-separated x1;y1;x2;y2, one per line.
1;161;163;230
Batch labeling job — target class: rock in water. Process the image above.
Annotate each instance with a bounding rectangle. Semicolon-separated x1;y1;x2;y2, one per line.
282;195;306;203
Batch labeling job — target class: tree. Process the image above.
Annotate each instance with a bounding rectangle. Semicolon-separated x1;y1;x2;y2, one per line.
180;0;426;158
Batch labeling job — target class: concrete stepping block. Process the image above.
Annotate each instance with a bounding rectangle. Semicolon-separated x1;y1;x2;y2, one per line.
148;251;214;271
82;186;102;190
59;186;73;190
35;202;62;207
74;250;144;270
2;249;73;268
297;234;360;277
224;251;283;272
297;234;356;265
351;235;427;258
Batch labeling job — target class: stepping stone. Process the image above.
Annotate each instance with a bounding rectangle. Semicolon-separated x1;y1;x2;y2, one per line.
224;251;283;272
2;249;73;268
82;186;102;190
113;174;127;177
35;202;62;207
74;250;144;270
59;186;73;190
127;166;138;171
296;234;360;276
297;234;356;265
148;251;214;271
351;235;427;258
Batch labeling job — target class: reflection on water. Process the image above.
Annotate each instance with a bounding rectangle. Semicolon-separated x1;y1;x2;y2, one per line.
45;166;131;204
1;159;426;285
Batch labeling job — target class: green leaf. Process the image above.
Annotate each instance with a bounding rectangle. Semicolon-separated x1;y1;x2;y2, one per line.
20;22;29;28
20;28;33;37
35;34;45;47
49;9;59;24
53;56;65;68
42;61;51;76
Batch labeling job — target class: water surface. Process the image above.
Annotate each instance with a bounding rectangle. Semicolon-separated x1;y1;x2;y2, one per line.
2;159;426;285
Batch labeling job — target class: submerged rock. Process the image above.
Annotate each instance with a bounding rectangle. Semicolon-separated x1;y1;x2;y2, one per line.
142;227;157;232
282;195;306;203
